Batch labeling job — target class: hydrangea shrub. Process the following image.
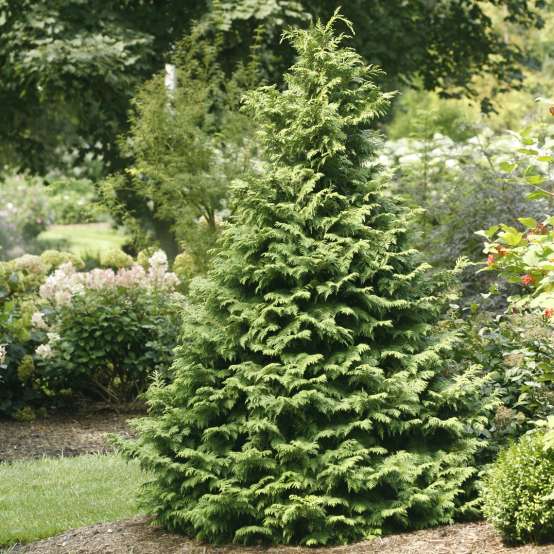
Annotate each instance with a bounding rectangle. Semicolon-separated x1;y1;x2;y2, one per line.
0;249;183;416
34;251;183;402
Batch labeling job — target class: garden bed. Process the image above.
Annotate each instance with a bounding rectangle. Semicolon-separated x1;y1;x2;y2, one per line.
12;518;554;554
0;408;139;462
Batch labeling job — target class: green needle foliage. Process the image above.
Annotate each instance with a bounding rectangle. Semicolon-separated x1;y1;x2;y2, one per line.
101;20;260;264
120;13;491;546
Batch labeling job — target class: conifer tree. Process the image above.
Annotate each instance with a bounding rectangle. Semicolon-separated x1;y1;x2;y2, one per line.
121;13;490;546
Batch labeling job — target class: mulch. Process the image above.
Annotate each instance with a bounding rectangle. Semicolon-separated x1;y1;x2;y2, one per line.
9;517;554;554
3;410;554;553
0;407;140;463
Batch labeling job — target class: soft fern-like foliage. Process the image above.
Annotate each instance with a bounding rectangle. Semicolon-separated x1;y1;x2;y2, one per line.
119;14;490;546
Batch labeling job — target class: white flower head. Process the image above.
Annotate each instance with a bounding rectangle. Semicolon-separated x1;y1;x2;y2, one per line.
35;344;53;359
86;268;116;290
39;262;84;305
148;250;169;273
31;312;48;330
46;332;61;345
146;250;179;289
115;264;146;288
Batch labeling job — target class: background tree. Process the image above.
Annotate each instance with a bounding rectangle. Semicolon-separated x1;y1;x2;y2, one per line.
0;0;544;173
120;14;491;545
100;25;259;263
0;0;301;173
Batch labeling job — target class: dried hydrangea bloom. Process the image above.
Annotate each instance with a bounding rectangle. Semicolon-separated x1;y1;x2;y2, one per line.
503;352;526;368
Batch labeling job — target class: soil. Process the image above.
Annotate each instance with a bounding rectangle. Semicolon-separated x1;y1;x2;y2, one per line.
9;517;554;554
0;407;140;463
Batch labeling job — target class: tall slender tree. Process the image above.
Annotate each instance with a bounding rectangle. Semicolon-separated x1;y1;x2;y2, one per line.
121;13;490;546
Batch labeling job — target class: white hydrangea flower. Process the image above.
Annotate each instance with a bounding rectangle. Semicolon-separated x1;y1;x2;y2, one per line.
35;344;53;359
148;250;169;277
31;311;48;330
115;264;146;288
39;262;84;305
46;332;61;345
86;268;116;290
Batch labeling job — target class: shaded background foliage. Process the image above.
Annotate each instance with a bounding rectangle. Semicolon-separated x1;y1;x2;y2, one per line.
0;0;545;174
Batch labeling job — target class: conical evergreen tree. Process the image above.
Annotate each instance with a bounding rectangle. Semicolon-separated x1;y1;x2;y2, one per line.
121;13;490;546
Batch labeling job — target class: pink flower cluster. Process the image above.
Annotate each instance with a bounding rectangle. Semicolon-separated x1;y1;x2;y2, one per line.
39;262;84;305
39;250;179;306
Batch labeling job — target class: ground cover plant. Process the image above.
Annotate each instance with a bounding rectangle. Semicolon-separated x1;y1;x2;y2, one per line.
0;454;145;546
120;14;493;546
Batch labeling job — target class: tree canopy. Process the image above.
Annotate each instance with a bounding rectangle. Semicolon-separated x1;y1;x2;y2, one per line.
0;0;544;172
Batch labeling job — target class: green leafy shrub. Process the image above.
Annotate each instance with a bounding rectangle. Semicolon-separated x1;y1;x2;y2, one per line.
172;251;198;290
40;250;85;271
0;299;46;418
0;248;183;416
99;248;134;269
453;306;554;447
0;253;52;417
119;16;492;546
482;430;554;544
37;286;183;403
34;250;184;404
482;218;554;313
474;174;554;439
0;251;70;417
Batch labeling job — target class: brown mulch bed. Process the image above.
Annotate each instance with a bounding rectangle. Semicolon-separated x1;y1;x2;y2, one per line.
0;407;141;463
10;517;554;554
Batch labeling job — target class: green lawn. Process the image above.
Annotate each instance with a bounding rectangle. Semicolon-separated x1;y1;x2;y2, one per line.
38;223;127;258
0;454;145;546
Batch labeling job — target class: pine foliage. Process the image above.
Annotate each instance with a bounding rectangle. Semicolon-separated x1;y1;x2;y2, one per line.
120;13;490;546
